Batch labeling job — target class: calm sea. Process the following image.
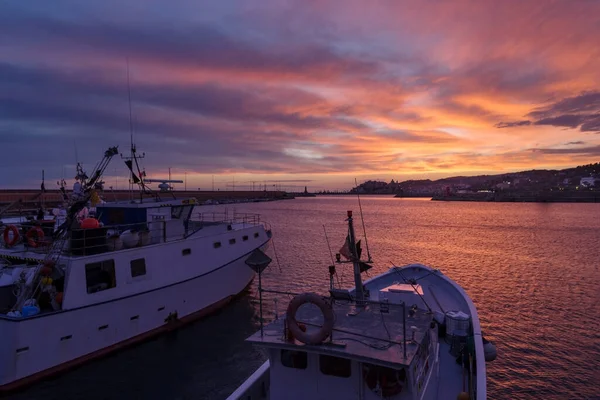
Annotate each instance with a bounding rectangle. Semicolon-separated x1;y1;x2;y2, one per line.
10;196;600;400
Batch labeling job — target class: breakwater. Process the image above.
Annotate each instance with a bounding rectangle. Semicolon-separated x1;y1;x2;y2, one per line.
431;191;600;203
0;189;291;215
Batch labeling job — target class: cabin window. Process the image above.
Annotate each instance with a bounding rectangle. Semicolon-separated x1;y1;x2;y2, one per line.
242;235;248;241
254;232;259;238
171;206;183;219
281;350;307;369
182;248;191;256
319;355;351;378
85;260;116;293
229;238;236;245
130;258;147;277
213;241;221;249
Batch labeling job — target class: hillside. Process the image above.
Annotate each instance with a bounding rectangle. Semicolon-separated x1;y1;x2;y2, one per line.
350;163;600;196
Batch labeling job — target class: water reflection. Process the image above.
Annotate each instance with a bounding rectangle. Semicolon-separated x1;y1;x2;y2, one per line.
12;197;600;400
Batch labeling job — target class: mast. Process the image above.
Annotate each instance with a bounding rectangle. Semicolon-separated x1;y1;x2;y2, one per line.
127;59;135;199
346;210;365;302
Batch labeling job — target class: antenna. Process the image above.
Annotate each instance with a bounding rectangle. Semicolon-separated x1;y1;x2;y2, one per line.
74;140;79;166
121;60;151;201
127;58;134;156
354;178;372;262
127;58;134;197
41;169;45;208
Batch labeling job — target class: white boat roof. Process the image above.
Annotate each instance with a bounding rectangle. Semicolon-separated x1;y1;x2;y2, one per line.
96;197;197;208
247;300;433;369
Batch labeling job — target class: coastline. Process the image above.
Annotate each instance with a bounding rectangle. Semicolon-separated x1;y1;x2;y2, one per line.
430;192;600;203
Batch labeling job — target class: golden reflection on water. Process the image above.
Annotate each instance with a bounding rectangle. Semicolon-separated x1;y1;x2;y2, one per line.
244;196;599;400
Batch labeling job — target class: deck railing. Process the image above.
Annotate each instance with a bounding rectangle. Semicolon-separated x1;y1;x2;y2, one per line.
2;212;267;257
194;211;263;226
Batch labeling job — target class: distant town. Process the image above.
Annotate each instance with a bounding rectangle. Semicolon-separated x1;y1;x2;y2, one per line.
313;162;600;202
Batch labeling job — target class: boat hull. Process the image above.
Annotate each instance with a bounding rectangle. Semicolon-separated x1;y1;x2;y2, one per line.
0;250;260;393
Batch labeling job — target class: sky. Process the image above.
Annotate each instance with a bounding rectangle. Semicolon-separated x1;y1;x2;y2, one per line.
1;0;599;191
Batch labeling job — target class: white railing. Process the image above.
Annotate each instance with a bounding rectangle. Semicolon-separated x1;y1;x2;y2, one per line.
195;211;263;226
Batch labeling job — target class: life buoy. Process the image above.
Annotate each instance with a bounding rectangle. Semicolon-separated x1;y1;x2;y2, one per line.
363;363;405;397
286;292;334;345
2;225;20;247
26;226;45;248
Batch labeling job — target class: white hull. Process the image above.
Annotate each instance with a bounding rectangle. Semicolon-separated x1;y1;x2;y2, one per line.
0;228;270;391
228;264;488;400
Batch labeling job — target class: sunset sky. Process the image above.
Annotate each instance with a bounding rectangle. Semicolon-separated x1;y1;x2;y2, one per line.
1;1;599;191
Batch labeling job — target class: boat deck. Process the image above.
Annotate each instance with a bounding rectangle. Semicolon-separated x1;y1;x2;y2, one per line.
247;300;433;369
360;264;485;399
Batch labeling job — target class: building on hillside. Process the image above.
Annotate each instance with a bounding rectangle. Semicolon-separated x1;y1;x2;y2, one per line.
580;177;598;187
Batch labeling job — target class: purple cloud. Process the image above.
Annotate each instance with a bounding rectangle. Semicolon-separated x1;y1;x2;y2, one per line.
494;120;532;128
531;145;600;155
496;91;600;133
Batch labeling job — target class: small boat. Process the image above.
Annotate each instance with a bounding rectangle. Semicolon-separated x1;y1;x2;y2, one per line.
0;145;272;392
227;210;496;400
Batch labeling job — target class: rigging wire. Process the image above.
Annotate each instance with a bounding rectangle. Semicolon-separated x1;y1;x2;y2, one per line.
389;262;433;313
355;178;372;262
270;238;283;273
323;224;342;288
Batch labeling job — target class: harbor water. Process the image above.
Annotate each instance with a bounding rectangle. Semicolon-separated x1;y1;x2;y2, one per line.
10;196;600;400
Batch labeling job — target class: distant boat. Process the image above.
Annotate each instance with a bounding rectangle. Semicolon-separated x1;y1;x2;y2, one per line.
227;211;496;400
0;145;272;392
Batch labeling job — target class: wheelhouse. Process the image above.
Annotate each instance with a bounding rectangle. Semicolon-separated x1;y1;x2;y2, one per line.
247;299;439;400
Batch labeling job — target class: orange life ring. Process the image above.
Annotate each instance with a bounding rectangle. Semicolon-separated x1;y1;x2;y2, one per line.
2;225;20;247
26;226;45;248
286;292;334;345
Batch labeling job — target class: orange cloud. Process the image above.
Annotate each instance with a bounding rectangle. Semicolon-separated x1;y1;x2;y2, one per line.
0;1;598;188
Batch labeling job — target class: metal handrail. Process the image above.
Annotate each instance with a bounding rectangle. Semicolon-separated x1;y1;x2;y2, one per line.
2;213;270;258
194;211;263;226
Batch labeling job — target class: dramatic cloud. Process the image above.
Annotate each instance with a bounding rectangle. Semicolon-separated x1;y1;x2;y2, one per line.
495;91;600;133
495;121;531;128
532;145;600;156
0;0;599;189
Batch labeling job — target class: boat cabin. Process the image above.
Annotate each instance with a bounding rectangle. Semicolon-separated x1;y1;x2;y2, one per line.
71;197;198;255
0;197;203;315
247;297;440;400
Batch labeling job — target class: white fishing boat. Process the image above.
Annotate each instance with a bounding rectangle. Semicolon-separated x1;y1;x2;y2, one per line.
227;210;496;400
0;145;272;392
